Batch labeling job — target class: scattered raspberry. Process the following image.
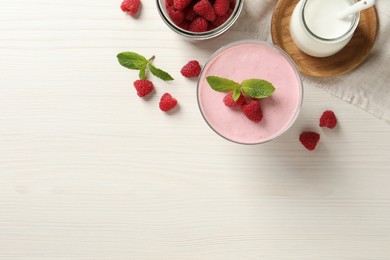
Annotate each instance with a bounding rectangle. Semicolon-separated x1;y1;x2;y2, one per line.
319;110;337;129
174;0;192;10
121;0;141;16
223;92;246;108
213;0;229;16
133;80;154;97
299;132;320;151
194;0;216;21
241;100;263;122
180;60;202;78
167;6;185;25
159;93;178;112
189;17;208;32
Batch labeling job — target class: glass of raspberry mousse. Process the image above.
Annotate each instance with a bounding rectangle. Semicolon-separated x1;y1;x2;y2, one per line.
197;40;303;144
156;0;243;40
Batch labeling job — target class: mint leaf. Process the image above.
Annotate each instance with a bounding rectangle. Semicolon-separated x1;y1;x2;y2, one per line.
206;76;241;92
117;52;174;81
148;63;174;81
241;79;275;99
232;88;241;101
117;52;148;70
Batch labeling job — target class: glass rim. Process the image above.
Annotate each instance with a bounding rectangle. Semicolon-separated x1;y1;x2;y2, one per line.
301;0;360;42
196;40;304;145
156;0;244;40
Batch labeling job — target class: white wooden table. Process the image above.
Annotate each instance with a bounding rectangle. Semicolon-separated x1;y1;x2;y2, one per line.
1;1;390;259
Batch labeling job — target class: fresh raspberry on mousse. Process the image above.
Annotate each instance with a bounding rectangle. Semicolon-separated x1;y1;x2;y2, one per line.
241;99;263;123
223;92;246;108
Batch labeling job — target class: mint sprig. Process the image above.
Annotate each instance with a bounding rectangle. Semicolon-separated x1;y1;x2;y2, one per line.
117;52;174;81
206;76;275;101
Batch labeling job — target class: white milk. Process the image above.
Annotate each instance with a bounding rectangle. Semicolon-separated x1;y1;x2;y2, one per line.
290;0;359;57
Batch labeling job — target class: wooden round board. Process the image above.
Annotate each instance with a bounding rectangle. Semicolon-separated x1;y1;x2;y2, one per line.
271;0;378;78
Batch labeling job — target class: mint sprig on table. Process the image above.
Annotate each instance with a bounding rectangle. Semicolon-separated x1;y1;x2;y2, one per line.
206;76;276;101
117;52;174;81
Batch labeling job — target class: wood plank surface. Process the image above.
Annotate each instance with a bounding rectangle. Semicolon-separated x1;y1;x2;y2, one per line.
0;0;389;259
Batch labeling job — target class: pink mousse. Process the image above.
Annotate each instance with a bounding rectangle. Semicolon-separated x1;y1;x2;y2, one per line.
198;41;303;144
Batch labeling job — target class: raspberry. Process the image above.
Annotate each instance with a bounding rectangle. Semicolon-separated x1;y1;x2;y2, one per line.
223;92;246;108
194;0;216;21
159;93;178;112
213;0;229;16
212;8;232;27
133;80;154;97
184;7;198;21
230;0;236;9
180;60;202;78
179;20;191;31
174;0;192;10
167;6;185;25
207;22;217;31
120;0;141;16
165;0;174;6
241;100;263;122
319;110;337;129
189;17;208;32
299;132;320;151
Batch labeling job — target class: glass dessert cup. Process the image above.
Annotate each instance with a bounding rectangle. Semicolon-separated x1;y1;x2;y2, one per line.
197;40;304;145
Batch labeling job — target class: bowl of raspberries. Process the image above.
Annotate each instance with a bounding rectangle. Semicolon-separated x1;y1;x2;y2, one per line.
156;0;243;40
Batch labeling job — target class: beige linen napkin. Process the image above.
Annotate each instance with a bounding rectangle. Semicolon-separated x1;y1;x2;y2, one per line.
232;0;390;123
